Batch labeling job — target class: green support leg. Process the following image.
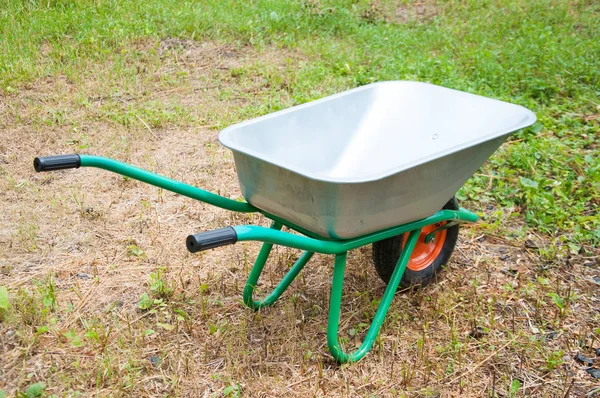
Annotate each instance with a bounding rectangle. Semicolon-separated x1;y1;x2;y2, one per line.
243;221;315;310
327;229;421;363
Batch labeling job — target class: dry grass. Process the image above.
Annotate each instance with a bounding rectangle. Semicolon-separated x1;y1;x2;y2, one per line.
1;40;599;397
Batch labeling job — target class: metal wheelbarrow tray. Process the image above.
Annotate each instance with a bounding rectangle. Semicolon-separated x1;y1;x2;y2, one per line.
220;81;535;239
34;81;535;363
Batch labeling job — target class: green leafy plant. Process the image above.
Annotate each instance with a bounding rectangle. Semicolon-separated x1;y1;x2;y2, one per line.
149;267;173;299
541;350;564;372
223;384;241;397
37;277;57;311
83;321;112;351
510;379;521;397
0;286;8;321
126;244;145;258
138;293;153;310
64;329;84;348
16;382;46;398
547;293;564;311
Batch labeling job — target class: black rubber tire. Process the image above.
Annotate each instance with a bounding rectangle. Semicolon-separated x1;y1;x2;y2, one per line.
372;197;460;289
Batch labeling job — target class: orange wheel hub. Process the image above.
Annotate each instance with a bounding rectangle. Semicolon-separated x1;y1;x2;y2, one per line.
402;224;447;271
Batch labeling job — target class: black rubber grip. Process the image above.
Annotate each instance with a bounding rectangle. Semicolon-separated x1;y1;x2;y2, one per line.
34;155;81;172
186;227;238;253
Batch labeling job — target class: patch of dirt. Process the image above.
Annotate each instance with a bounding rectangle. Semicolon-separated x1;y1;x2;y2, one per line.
159;39;245;70
360;0;439;24
395;1;438;23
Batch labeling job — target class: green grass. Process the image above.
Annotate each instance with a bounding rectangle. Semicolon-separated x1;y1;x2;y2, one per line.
2;0;598;250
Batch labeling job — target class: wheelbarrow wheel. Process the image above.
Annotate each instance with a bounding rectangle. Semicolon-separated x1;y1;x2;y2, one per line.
372;197;460;288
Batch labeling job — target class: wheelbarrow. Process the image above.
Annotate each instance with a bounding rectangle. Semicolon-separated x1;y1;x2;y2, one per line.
34;81;536;363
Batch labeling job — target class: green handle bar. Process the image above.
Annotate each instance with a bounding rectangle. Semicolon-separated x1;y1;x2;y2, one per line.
33;154;257;213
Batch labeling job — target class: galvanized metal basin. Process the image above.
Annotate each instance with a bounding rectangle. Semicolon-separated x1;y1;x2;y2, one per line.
219;81;536;239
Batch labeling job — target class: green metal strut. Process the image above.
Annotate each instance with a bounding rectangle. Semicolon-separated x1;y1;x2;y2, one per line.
233;208;478;255
327;228;420;363
243;221;315;310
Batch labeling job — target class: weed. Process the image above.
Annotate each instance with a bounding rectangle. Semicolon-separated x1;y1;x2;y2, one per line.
510;379;521;397
541;350;565;372
223;383;242;397
149;267;174;299
83;320;113;352
0;286;8;322
36;276;58;312
15;382;46;398
138;293;153;310
16;223;39;252
13;289;46;327
63;329;84;348
126;244;145;258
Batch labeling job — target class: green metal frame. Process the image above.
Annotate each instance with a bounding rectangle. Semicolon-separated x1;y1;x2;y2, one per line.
75;155;479;363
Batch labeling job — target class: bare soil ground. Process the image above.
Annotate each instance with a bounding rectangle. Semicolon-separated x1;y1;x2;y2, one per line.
1;41;599;397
